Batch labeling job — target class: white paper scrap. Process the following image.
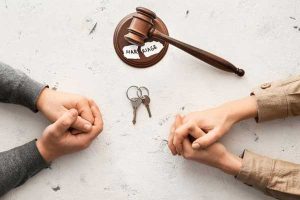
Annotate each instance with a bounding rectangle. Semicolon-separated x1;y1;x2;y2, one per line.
141;41;163;57
123;45;140;59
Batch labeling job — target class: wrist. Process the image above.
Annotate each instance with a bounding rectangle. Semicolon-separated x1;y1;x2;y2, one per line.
219;151;242;176
36;87;50;112
221;96;258;124
36;139;59;163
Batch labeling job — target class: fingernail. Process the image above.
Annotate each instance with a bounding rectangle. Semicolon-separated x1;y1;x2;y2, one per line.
192;142;201;149
84;123;92;131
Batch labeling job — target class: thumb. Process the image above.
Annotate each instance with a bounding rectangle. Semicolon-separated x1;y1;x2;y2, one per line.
52;109;78;134
192;128;221;149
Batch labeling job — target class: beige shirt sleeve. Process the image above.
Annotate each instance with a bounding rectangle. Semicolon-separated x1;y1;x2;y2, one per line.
236;76;300;199
236;150;300;200
251;75;300;122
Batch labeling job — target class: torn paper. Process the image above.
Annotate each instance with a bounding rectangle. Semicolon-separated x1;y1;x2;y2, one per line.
123;45;140;59
141;41;163;57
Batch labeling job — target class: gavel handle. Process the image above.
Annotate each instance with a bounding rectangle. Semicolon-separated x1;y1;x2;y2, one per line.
151;29;245;76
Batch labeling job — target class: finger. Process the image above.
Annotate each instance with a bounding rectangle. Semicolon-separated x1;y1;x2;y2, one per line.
71;116;92;133
192;128;221;149
51;109;78;134
187;125;205;142
168;123;177;155
71;99;102;135
182;137;193;159
183;137;208;161
173;120;195;155
88;99;103;124
71;102;103;147
191;126;205;138
76;99;94;124
168;115;182;155
87;102;104;140
175;114;183;126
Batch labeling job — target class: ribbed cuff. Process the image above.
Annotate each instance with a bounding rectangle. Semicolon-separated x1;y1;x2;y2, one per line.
236;150;273;192
251;89;288;122
16;77;47;112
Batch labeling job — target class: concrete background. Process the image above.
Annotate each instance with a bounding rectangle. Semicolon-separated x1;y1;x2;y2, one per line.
0;0;299;199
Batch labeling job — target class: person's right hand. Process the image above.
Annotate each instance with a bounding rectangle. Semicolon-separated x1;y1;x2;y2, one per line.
37;88;103;134
170;96;258;154
169;115;242;176
36;107;103;163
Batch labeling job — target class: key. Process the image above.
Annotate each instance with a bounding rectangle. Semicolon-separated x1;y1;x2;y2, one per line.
131;97;142;125
142;95;152;118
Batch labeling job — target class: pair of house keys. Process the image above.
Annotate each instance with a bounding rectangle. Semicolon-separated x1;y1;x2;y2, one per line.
126;86;152;125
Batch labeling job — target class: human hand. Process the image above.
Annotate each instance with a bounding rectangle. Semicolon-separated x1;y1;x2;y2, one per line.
171;96;257;153
169;115;242;175
36;107;103;163
37;88;102;134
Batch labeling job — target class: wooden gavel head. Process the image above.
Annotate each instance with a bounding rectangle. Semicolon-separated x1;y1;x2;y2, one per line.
124;7;157;46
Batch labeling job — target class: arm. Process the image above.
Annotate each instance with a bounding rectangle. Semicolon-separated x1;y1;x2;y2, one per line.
0;62;95;132
0;141;48;196
0;108;103;197
251;75;300;122
0;62;46;111
171;75;300;152
0;62;49;196
0;62;103;196
169;76;300;199
237;150;300;200
170;114;300;200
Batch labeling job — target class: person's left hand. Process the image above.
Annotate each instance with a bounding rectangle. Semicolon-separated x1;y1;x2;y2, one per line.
37;88;103;134
169;96;258;154
37;107;103;163
168;115;242;176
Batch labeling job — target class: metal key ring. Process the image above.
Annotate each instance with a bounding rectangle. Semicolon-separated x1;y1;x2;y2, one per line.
137;86;150;99
126;85;139;101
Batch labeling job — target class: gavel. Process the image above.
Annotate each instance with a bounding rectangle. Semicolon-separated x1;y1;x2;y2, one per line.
124;7;245;76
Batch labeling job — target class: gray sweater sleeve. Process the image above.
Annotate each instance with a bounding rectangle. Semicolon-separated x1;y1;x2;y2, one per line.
0;62;46;112
0;62;49;196
0;140;48;196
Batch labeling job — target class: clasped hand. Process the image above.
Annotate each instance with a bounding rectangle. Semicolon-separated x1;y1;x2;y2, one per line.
36;88;104;162
168;96;258;175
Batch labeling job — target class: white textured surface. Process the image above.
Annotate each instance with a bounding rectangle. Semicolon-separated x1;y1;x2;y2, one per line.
0;0;300;199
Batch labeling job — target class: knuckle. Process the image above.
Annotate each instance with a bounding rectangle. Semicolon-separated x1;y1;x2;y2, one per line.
83;97;90;103
174;130;181;137
188;126;194;132
89;98;95;104
77;96;88;105
202;140;210;147
188;120;197;127
176;134;183;142
173;130;178;136
45;126;55;134
78;95;87;101
183;151;192;160
61;120;70;127
173;139;178;146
